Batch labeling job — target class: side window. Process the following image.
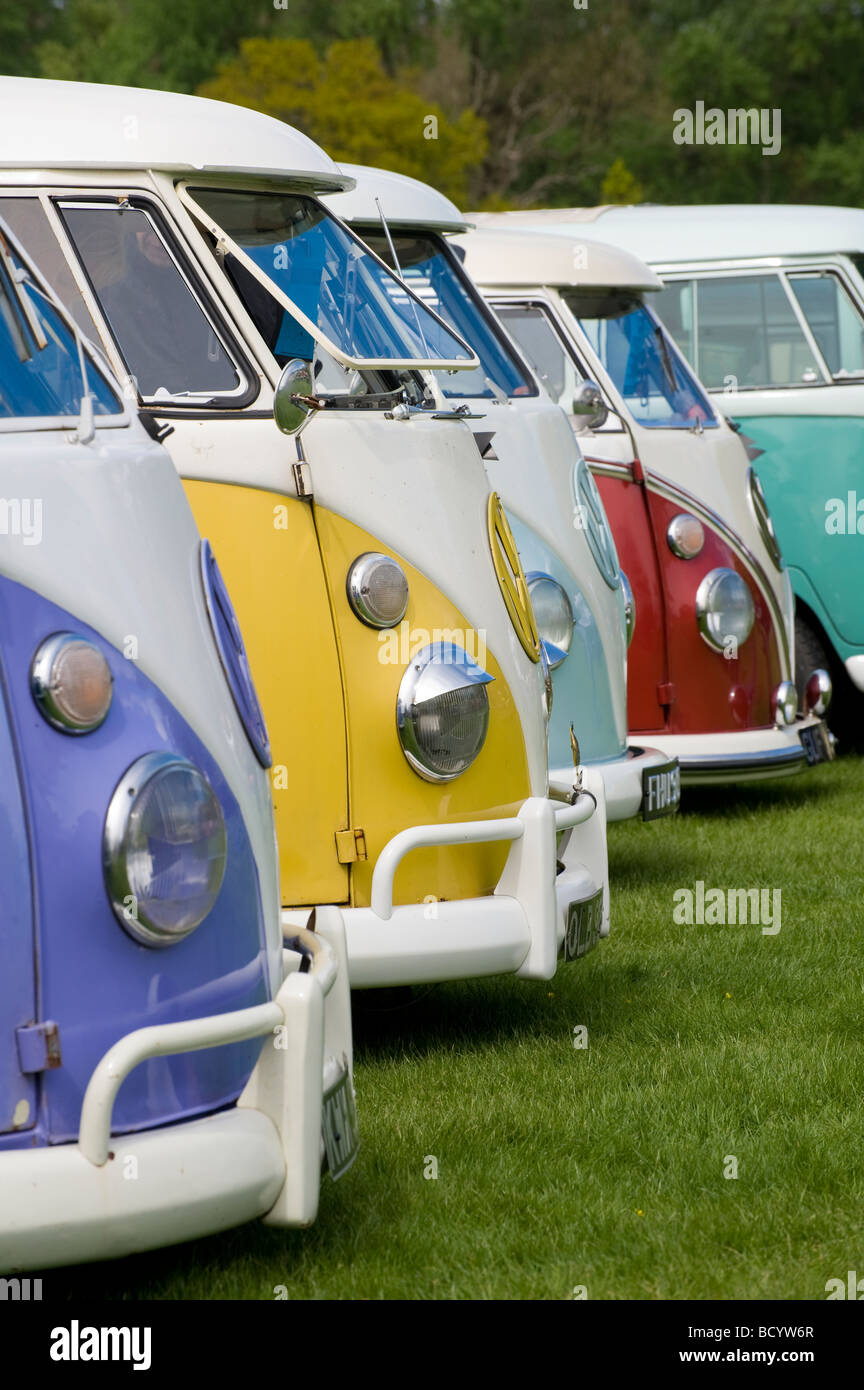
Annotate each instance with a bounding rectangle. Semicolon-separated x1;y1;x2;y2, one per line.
786;271;864;380
58;202;244;403
695;274;822;390
654;280;695;368
496;303;584;409
0;196;101;341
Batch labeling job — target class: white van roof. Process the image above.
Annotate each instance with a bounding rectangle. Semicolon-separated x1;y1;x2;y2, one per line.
469;204;864;266
0;76;353;192
456;224;662;293
325;164;468;232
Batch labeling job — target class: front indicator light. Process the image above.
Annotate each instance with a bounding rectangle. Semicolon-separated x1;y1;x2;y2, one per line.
772;681;798;726
526;572;574;669
667;513;705;559
397;642;493;782
347;552;409;628
695;567;755;652
31;633;113;733
805;668;832;715
103;752;226;947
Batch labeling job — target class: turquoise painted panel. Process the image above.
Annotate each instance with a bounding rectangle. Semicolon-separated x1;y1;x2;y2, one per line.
733;414;864;650
507;513;625;766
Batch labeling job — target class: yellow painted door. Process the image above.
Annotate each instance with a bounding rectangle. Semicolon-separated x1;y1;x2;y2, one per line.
184;480;349;906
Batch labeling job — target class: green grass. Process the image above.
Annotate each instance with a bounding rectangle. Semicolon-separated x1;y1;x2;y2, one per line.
65;756;863;1301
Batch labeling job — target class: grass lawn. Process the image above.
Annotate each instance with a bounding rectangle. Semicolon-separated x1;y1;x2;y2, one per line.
65;755;862;1301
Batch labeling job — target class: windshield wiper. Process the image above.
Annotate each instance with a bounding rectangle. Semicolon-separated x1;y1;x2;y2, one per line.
654;325;678;396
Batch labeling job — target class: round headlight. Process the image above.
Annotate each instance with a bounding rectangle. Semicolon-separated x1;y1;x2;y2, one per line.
620;571;636;647
104;752;227;947
347;552;409;628
667;513;705;559
526;572;574;669
695;568;755;652
772;680;798;726
31;633;113;733
396;642;493;782
747;467;782;569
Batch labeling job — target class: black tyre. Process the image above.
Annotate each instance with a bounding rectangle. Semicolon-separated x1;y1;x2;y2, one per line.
795;613;863;751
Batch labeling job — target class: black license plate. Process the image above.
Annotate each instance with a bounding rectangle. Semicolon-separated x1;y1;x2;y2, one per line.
799;722;835;766
562;889;605;962
641;759;681;820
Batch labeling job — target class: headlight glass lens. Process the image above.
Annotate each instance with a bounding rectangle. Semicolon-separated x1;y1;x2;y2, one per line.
526;573;574;669
695;567;755;651
347;552;409;628
104;752;227;946
397;642;493;782
31;633;113;733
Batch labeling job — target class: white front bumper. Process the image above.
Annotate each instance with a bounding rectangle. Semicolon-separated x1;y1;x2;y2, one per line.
0;918;354;1272
553;745;676;822
635;714;827;784
285;790;608;989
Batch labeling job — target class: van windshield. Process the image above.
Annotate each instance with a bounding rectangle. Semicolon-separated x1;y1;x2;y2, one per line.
184;187;476;371
565;290;717;429
360;230;535;399
0;240;121;422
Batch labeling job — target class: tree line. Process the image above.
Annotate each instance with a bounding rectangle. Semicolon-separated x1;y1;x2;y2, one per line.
4;0;864;209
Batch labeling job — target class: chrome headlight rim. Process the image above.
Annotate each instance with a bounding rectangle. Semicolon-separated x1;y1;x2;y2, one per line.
396;642;493;784
666;512;705;560
525;571;574;670
347;551;410;629
30;632;113;734
620;570;636;647
103;751;227;948
747;466;783;571
695;567;755;653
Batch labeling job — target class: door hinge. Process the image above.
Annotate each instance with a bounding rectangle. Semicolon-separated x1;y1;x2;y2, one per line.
15;1021;62;1074
335;827;368;864
657;681;677;707
292;460;313;498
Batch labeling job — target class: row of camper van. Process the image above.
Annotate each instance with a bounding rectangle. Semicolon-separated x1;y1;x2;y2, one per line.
0;76;834;1274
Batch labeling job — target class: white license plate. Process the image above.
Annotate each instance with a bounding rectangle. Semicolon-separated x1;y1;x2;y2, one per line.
322;1063;359;1180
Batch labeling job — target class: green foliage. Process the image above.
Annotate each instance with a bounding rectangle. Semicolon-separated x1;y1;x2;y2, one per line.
199;38;487;206
3;0;864;207
600;159;644;206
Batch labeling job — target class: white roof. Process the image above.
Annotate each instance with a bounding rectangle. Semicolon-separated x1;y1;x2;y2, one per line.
470;204;864;265
324;164;468;232
0;76;353;191
455;225;662;292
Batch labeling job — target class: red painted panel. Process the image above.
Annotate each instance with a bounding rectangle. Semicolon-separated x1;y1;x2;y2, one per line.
643;489;781;733
594;468;668;734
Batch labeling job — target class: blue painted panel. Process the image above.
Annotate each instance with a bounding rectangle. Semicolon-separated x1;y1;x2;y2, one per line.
507;513;626;765
0;654;36;1134
0;574;270;1148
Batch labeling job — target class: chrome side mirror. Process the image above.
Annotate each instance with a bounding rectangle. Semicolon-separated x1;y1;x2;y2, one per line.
273;358;316;435
572;379;608;432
